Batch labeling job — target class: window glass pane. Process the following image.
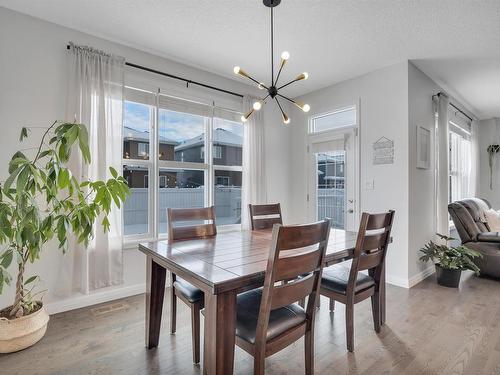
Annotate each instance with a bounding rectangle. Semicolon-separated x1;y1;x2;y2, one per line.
158;169;205;234
317;151;346;229
214;170;242;225
213;117;243;166
123;101;152;160
312;107;356;133
159;109;206;162
123;164;149;235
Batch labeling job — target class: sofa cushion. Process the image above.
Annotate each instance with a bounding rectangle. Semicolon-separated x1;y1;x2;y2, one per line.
476;232;500;243
460;198;491;232
485;209;500;231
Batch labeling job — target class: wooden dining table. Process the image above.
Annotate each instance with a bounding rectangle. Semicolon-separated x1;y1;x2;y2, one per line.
138;228;387;375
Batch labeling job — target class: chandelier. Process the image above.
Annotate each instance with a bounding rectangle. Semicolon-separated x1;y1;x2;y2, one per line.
233;0;310;124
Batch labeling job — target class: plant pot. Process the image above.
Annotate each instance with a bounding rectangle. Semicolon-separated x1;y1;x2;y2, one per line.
435;264;462;288
0;302;49;353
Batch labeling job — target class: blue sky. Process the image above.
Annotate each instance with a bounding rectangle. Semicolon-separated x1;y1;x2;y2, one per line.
123;101;242;143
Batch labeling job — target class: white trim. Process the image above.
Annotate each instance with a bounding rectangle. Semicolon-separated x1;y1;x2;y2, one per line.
408;266;435;288
44;283;147;315
386;266;435;289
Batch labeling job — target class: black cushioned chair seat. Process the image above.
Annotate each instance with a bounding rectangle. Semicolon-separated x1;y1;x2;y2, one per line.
235;289;306;344
173;278;204;303
476;232;500;243
321;265;375;294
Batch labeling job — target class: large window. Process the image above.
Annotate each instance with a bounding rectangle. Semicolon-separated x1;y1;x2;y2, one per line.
122;88;243;239
449;122;472;204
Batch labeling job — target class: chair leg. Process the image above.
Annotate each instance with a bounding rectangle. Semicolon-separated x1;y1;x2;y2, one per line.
191;303;201;364
304;329;314;375
371;291;381;333
345;303;354;352
316;295;321;309
170;276;177;334
329;298;335;312
253;353;265;375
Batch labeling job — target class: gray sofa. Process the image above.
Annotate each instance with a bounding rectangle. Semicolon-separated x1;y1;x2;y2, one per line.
448;198;500;279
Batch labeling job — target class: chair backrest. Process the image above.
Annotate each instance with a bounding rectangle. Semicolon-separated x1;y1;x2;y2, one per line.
255;219;331;345
167;206;217;241
348;211;395;289
249;203;283;230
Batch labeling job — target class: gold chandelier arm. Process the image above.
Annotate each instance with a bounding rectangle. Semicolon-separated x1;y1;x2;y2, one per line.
275;97;290;124
275;61;285;86
277;72;308;91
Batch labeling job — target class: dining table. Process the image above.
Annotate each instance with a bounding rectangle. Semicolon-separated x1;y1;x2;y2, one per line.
138;228;387;375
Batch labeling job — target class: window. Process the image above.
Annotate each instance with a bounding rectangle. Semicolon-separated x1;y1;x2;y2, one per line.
213;145;222;159
311;106;356;133
449;123;472;204
122;87;243;239
138;143;149;159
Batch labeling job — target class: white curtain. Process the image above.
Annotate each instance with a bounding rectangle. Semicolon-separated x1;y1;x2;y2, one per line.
434;93;450;237
470;120;480;197
241;95;267;230
64;42;125;292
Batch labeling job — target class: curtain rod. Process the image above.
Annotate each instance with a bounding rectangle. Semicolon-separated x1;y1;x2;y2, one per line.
433;92;474;122
66;44;244;99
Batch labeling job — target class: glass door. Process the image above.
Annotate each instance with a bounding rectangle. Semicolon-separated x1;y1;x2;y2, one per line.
308;129;358;231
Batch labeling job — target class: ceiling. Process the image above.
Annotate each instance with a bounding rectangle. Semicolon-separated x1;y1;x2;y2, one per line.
1;0;500;118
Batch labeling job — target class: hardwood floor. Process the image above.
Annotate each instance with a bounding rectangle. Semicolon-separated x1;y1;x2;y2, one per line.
1;272;500;375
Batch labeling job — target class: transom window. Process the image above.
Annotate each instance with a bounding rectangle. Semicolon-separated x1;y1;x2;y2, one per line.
122;87;243;239
311;106;356;133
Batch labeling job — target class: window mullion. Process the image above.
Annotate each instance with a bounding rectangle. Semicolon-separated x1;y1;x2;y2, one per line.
152;89;160;239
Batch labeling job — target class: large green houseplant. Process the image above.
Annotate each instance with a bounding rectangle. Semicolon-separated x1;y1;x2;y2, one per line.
0;121;129;352
419;233;482;288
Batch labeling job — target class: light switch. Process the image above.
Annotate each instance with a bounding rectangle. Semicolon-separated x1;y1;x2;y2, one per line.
365;180;374;190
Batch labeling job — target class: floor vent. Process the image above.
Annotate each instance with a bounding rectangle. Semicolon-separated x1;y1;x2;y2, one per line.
90;302;129;316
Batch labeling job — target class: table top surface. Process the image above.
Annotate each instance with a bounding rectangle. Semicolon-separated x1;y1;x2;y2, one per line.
139;229;357;294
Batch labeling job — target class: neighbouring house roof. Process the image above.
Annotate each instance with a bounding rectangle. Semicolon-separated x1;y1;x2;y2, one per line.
123;126;178;145
174;128;242;152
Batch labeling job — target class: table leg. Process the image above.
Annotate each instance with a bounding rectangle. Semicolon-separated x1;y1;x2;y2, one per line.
145;255;166;349
203;290;237;375
380;262;386;325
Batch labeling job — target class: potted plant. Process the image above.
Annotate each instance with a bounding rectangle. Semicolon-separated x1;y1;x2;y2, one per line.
0;121;129;353
419;233;482;288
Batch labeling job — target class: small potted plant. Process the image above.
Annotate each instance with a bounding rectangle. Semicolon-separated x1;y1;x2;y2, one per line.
0;121;129;353
419;233;482;288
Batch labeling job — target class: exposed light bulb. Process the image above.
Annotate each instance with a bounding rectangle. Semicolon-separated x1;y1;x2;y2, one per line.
282;113;290;124
295;72;309;81
241;109;254;123
303;72;309;80
253;101;262;111
281;51;290;60
302;104;310;112
233;66;241;74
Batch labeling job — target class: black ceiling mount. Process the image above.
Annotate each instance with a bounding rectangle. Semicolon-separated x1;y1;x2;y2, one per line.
263;0;281;8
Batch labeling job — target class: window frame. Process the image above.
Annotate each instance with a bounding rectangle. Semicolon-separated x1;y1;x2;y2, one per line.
122;87;243;243
309;105;357;135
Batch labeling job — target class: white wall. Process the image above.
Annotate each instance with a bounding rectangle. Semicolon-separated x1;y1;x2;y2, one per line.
407;62;478;283
407;62;441;282
0;7;291;312
289;62;410;287
478;118;500;207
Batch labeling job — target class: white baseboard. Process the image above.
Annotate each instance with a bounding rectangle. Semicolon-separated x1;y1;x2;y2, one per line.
408;266;435;288
386;266;435;289
45;283;146;315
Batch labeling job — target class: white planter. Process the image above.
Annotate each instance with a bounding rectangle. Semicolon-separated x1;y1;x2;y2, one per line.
0;303;49;353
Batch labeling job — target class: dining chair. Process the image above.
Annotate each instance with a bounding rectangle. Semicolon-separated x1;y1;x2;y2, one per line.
320;210;395;352
235;219;331;375
167;206;217;364
248;203;283;230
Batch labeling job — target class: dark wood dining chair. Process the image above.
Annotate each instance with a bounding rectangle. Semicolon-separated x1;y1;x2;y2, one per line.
167;206;217;364
248;203;283;230
320;210;395;352
235;219;331;375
